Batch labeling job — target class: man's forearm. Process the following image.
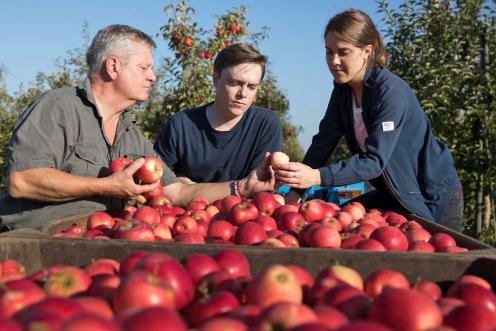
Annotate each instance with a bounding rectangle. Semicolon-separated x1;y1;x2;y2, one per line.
8;168;109;202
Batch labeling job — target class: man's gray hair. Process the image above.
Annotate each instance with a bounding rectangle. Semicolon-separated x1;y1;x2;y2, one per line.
86;24;156;79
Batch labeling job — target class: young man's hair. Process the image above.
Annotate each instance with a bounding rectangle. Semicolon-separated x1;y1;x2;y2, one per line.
213;43;267;79
86;24;156;79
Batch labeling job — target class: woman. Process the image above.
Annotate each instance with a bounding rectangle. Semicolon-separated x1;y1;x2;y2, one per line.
275;9;463;231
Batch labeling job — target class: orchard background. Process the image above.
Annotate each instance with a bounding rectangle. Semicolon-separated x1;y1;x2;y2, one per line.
0;0;495;245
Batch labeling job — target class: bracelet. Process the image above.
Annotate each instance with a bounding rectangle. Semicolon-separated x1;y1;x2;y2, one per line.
230;180;245;198
230;181;238;197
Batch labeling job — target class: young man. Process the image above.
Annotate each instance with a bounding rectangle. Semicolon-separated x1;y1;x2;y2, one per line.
154;43;282;183
0;25;274;231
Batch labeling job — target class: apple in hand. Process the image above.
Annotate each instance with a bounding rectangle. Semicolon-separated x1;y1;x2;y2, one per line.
270;151;290;167
109;157;132;174
135;157;164;184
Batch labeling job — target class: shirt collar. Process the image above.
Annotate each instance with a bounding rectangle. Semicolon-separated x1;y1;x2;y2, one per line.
77;78;136;127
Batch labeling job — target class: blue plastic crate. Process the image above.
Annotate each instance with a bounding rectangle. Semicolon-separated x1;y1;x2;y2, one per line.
275;182;366;205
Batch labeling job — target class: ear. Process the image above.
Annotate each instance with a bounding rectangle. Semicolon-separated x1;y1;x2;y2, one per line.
363;44;373;60
105;56;119;80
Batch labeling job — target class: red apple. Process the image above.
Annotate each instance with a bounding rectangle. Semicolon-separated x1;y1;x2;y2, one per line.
370;226;408;252
429;233;457;252
313;304;349;330
278;211;306;232
88;274;120;301
173;215;198;236
43;266;92;297
351;223;377;239
60;314;120;331
233;221;267;245
109;157;132;174
252;192;280;216
437;297;466;316
133;206;161;226
277;233;300;247
184;291;240;327
198;317;248;331
174;233;205;244
298;223;322;247
336;211;354;229
114;221;155;242
408;240;436;252
134;253;194;309
413;280;442;301
246;264;302;307
340;233;365;249
112;270;175;312
319;217;343;232
120;307;187;331
135;157;164;184
229;202;260;225
0;279;46;318
273;203;300;222
87;212;114;230
83;259;119;277
444;304;496;331
309;226;341;248
187;197;209;210
260;238;286;248
183;254;220;286
257;302;318;330
0;319;22;331
221;195;242;213
143;185;164;201
447;282;496;312
299;200;325;223
119;252;148;275
322;284;371;319
74;297;114;320
151;222;173;240
207;220;235;241
334;320;394;331
14;297;84;327
364;268;410;298
354;239;387;251
369;288;443;331
273;194;285;206
341;204;365;221
254;215;278;232
147;194;173;207
214;250;251;278
403;227;432;243
187;209;212;224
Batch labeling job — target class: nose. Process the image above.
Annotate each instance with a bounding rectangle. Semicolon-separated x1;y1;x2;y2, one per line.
237;85;248;98
329;53;340;66
148;69;157;82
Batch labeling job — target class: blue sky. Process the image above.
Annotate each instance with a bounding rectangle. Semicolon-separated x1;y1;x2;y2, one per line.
0;0;401;149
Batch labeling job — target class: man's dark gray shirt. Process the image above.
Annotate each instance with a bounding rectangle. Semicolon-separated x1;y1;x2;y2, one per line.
0;79;177;230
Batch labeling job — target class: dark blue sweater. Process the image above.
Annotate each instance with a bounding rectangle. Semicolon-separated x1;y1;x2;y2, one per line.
304;67;457;222
154;104;282;183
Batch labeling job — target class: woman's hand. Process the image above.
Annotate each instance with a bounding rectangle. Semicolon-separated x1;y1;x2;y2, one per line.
274;162;321;189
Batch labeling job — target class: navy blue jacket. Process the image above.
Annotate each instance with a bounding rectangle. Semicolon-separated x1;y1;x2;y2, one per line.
154;104;282;183
303;67;457;222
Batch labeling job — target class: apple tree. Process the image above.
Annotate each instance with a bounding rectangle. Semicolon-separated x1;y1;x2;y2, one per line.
378;0;496;242
136;1;304;161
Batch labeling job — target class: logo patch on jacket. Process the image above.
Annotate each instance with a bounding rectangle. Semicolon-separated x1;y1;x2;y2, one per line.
382;121;394;132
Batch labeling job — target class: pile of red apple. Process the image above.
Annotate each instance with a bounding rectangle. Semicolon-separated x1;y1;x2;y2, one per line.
1;249;495;331
53;190;468;253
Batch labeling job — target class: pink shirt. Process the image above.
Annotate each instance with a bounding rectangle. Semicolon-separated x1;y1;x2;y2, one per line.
352;96;368;152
